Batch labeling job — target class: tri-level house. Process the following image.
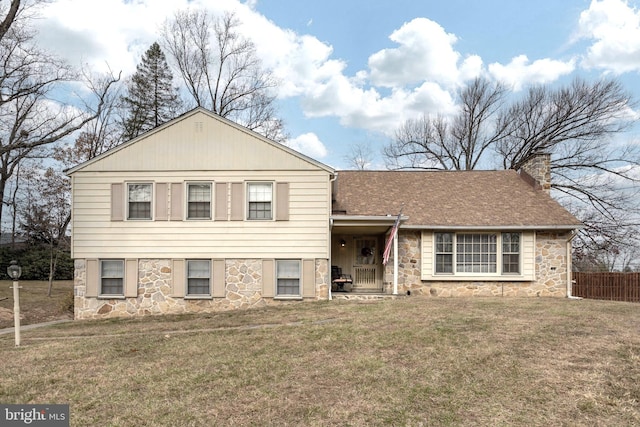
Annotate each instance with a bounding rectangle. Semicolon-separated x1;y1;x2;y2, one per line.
68;108;582;319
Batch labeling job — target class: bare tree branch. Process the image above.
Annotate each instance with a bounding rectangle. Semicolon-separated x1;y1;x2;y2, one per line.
161;9;285;141
385;77;508;170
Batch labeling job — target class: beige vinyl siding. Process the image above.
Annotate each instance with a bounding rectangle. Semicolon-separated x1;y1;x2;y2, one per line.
71;170;331;260
420;230;535;281
76;112;324;173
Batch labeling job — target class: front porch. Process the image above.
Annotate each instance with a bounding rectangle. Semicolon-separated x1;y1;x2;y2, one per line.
330;213;407;296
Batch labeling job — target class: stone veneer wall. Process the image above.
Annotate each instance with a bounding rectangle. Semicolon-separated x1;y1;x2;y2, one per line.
382;230;569;297
74;258;329;320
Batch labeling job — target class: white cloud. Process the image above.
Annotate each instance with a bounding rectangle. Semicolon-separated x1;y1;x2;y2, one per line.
37;0;472;138
367;18;464;87
286;133;328;158
576;0;640;73
39;0;244;74
488;55;576;91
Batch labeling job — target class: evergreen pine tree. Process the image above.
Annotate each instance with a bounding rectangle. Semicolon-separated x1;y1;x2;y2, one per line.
122;42;182;139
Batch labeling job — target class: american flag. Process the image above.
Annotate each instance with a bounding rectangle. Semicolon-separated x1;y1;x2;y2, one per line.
382;210;402;265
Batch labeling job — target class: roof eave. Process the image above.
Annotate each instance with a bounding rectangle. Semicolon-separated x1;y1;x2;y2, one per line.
401;224;583;231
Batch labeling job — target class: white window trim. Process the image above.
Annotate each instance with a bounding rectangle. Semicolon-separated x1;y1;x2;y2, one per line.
99;259;126;298
127;182;154;221
246;181;274;221
501;232;522;275
186;182;213;221
185;259;212;299
433;232;522;277
275;259;302;298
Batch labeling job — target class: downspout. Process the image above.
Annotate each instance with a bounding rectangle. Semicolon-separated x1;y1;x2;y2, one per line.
566;230;581;300
328;173;338;301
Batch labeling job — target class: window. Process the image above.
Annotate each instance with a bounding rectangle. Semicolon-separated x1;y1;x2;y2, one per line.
101;260;124;295
457;234;497;273
276;260;300;296
128;183;152;220
187;260;210;296
502;233;521;274
435;233;454;273
434;233;520;275
187;183;211;219
247;182;272;220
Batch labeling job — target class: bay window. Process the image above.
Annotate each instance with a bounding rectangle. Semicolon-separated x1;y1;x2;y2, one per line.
434;232;521;275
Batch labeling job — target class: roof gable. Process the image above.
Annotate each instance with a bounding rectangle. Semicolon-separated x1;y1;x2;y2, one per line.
332;170;582;229
67;108;334;174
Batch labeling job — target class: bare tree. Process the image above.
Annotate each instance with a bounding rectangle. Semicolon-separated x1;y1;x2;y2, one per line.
56;69;125;167
496;79;633;170
0;0;21;43
495;78;639;253
0;3;120;230
384;78;508;170
161;9;284;141
344;142;374;170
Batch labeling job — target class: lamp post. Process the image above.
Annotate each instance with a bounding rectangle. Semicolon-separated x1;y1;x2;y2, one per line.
7;260;22;346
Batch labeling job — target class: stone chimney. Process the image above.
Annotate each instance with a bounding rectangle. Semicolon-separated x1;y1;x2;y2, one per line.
519;152;551;193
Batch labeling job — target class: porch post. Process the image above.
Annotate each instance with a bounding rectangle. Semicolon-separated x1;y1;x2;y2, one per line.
393;231;398;295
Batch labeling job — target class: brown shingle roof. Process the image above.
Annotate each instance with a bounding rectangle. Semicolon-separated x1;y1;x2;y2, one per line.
332;170;582;228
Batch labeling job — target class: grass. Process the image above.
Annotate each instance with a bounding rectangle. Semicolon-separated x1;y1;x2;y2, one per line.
1;296;639;426
0;280;74;329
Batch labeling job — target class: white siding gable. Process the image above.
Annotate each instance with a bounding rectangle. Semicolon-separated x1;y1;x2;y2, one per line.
71;109;329;173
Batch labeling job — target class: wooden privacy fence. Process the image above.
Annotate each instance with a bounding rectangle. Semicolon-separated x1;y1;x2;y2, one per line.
573;272;640;303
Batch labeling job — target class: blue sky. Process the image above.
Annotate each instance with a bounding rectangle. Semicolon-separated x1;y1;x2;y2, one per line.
38;0;640;169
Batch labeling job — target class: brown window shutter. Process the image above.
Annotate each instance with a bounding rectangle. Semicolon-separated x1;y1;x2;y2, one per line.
212;259;226;297
302;259;316;298
262;259;275;297
125;259;138;298
85;259;99;297
215;182;228;221
155;183;168;221
111;183;124;221
172;259;185;297
170;183;183;221
276;182;290;221
230;182;244;221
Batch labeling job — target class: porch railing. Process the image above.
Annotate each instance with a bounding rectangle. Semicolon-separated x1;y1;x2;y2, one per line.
354;266;378;289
